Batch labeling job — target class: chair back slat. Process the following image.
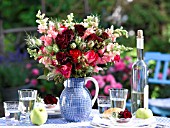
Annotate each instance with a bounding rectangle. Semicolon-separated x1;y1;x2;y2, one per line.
163;61;169;80
154;60;161;80
144;52;170;85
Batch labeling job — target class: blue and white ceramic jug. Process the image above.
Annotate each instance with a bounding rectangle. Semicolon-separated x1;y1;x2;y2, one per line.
59;77;99;122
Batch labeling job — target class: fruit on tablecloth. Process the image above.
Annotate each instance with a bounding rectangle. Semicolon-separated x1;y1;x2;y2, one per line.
30;107;48;125
118;108;132;118
136;108;153;119
103;108;122;118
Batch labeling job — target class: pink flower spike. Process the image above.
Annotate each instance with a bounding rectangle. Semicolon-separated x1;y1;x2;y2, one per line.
30;79;38;86
26;63;32;69
25;78;30;83
38;25;47;33
40;35;52;46
32;68;39;76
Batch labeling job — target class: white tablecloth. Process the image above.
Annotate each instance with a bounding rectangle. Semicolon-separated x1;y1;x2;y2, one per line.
0;110;170;128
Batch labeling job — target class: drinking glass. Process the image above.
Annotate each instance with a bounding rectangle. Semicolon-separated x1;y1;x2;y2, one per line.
3;101;21;126
18;89;37;124
97;96;111;114
109;88;128;111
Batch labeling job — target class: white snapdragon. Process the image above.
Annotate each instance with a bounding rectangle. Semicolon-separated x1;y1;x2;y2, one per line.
34;38;42;46
84;15;99;28
67;13;74;22
64;13;75;29
36;10;49;31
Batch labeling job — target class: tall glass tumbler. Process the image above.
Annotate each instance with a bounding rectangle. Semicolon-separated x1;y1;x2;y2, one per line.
109;88;128;111
18;89;37;124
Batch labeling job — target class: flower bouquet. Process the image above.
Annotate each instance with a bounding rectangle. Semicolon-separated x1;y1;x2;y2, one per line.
26;10;131;84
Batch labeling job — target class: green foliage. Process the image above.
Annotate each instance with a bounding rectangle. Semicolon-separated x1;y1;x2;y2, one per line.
1;0;170;98
0;63;29;88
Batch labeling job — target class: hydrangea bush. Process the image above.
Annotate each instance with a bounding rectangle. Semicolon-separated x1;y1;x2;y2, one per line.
86;55;133;99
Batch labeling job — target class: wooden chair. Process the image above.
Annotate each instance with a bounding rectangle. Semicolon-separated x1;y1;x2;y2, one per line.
144;52;170;116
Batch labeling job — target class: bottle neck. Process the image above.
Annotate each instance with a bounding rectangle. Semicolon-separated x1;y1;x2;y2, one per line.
137;48;144;60
136;37;144;60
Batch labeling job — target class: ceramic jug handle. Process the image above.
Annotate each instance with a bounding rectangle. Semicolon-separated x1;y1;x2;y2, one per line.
85;77;99;107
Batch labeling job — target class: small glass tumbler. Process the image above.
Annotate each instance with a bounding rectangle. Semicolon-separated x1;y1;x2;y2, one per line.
3;101;21;126
18;89;37;124
97;96;111;114
109;88;128;111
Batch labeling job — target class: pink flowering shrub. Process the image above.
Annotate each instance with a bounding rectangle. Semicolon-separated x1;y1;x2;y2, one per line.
0;62;41;88
86;55;133;98
24;63;40;87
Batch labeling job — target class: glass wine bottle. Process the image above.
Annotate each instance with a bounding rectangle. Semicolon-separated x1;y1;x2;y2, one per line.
131;30;148;114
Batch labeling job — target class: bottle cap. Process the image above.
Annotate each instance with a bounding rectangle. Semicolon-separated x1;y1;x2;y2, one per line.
137;30;144;49
137;30;144;38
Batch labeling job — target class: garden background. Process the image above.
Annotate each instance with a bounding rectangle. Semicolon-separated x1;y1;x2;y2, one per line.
0;0;170;117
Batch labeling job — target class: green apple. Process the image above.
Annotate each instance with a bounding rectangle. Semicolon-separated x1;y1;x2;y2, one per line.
30;107;48;125
136;108;153;119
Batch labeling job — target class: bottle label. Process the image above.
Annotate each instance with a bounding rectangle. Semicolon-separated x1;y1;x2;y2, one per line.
137;38;144;49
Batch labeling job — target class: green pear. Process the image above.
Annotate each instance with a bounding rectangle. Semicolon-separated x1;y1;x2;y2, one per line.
136;108;153;119
30;107;48;125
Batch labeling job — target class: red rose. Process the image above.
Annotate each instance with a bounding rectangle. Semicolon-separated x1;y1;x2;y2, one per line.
84;50;99;66
69;49;82;63
56;52;69;64
101;32;109;39
44;94;58;104
74;24;86;36
56;29;74;49
114;54;120;62
85;33;103;42
58;63;72;78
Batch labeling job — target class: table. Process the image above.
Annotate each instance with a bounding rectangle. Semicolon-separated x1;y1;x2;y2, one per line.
0;110;170;128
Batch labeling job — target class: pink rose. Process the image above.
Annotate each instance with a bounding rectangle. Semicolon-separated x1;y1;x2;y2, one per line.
58;63;72;78
84;50;98;65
